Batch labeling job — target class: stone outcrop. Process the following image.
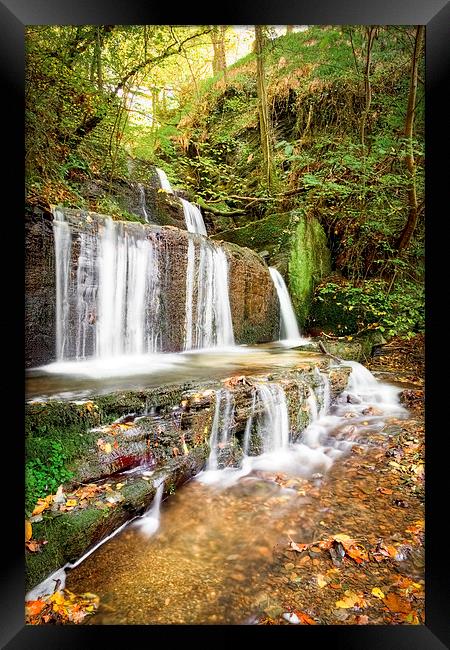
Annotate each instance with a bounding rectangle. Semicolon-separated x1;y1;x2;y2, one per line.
25;207;279;367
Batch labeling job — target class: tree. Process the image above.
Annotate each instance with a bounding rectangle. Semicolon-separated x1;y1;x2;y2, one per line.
254;25;274;191
397;25;425;253
210;25;228;83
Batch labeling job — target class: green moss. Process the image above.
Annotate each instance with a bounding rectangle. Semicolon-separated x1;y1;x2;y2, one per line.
212;212;292;255
288;214;331;327
26;507;107;591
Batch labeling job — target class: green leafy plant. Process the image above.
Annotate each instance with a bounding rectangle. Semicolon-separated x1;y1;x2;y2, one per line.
25;440;74;515
309;278;424;338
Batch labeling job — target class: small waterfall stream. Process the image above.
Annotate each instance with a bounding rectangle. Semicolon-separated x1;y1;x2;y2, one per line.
269;267;307;344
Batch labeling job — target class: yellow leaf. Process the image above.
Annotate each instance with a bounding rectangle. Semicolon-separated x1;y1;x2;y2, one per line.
103;443;112;454
317;575;328;588
65;499;77;507
115;483;124;490
25;520;32;542
347;336;353;341
335;591;366;609
333;533;352;543
371;587;385;599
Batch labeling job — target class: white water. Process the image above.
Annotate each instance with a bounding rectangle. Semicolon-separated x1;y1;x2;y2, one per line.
206;389;234;471
134;480;165;537
184;239;235;350
269;267;308;345
181;198;207;236
198;360;406;489
137;183;150;222
156;168;174;193
53;209;72;360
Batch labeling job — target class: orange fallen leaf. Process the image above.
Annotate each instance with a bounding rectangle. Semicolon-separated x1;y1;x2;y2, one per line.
25;520;32;542
26;600;46;617
293;610;317;625
384;592;411;614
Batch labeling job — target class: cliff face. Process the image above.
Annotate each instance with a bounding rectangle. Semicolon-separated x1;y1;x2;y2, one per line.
25;207;279;367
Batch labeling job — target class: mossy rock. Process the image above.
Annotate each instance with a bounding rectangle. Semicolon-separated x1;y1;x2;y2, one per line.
214;211;331;329
288;214;331;327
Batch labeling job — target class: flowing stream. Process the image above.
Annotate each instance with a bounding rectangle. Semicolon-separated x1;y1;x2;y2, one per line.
53;361;407;624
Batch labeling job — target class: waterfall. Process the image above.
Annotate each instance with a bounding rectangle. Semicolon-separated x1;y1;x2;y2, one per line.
243;390;257;455
137;183;150;222
254;383;290;453
53;212;161;360
206;389;234;470
134;480;165;537
184;239;235;350
53;209;72;361
268;267;302;342
180;198;207;236
156;168;174;193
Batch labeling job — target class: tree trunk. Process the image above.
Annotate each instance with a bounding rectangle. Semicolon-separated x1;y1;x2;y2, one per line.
397;25;425;253
286;25;294;34
360;26;376;147
254;25;274;191
211;25;227;82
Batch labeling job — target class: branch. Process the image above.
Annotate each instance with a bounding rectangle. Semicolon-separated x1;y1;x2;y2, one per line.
114;28;212;95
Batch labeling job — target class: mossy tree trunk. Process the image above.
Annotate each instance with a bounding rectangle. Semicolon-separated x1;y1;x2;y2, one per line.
254;25;274;192
397;25;425;253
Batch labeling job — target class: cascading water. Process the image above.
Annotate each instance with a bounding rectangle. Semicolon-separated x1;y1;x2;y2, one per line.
52;212;162;361
183;239;235;350
205;389;234;471
134;480;165;537
53;209;72;360
137;183;150;222
269;267;306;344
199;358;407;489
156;167;174;193
253;383;290;453
180;198;207;236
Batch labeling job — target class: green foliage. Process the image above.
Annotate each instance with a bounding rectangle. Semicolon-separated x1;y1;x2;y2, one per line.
25;440;74;515
309;278;424;338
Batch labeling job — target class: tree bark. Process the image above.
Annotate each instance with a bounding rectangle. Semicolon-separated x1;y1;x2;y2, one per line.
210;26;227;83
360;26;376;147
254;25;274;191
397;25;425;253
286;25;294;34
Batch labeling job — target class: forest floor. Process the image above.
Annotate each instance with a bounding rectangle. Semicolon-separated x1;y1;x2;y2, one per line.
256;333;425;625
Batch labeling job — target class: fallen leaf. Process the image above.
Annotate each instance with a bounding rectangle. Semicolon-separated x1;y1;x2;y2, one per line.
294;610;317;625
377;487;393;495
25;600;46;617
355;614;369;624
317;574;328;588
65;499;77;507
384;592;411;614
25;520;32;542
336;591;367;609
26;539;48;552
371;587;385;599
289;539;308;553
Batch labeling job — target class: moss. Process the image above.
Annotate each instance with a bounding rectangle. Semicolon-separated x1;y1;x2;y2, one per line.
212;212;292;254
288;215;331;327
26;507;107;591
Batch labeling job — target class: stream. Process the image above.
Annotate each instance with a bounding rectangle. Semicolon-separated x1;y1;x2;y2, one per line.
57;360;408;625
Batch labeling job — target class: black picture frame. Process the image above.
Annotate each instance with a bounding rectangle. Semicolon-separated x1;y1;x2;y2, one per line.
2;0;448;647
